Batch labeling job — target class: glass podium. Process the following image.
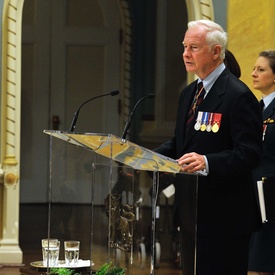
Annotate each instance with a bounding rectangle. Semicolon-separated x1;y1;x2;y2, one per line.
42;130;199;275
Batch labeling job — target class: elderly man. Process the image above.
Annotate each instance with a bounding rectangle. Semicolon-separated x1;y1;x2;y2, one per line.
155;20;262;274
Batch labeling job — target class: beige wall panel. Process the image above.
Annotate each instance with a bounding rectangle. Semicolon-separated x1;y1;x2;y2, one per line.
227;0;275;99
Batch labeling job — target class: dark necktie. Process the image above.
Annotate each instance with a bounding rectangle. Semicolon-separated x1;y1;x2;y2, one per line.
259;99;265;111
186;82;205;125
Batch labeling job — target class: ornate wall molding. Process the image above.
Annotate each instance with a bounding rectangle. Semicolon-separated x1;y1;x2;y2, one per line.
117;0;132;131
186;0;214;21
1;0;23;165
0;0;24;264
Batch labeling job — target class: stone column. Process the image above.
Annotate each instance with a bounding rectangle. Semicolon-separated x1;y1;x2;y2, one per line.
0;0;23;264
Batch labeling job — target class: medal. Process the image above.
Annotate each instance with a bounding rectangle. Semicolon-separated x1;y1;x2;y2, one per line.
206;112;213;132
212;113;222;133
194;111;203;131
201;124;207;131
212;123;219;133
263;124;267;141
194;122;201;131
200;112;208;131
263;118;274;124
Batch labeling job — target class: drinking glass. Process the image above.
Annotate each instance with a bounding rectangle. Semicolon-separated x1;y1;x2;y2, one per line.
64;240;80;266
41;238;60;267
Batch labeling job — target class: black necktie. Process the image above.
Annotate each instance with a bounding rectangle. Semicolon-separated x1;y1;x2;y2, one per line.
187;82;205;125
259;99;265;111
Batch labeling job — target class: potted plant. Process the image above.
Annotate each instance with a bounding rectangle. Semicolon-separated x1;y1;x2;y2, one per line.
49;262;126;275
50;267;80;275
95;262;126;275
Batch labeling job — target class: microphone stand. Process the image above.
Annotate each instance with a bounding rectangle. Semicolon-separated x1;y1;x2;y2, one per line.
121;93;155;140
69;90;119;132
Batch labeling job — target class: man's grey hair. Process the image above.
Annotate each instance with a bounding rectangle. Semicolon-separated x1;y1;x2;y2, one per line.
188;20;227;60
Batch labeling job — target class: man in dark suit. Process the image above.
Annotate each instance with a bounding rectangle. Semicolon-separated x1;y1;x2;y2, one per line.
155;20;262;275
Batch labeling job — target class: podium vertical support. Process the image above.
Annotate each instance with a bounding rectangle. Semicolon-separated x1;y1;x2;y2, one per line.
150;170;158;275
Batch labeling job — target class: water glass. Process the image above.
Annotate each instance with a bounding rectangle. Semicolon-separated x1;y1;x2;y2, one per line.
41;238;60;267
64;240;80;266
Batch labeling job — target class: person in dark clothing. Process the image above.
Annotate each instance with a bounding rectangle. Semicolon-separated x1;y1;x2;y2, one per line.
155;19;262;275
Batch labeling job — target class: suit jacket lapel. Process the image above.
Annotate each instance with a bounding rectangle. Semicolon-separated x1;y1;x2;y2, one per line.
263;97;275;121
200;71;227;110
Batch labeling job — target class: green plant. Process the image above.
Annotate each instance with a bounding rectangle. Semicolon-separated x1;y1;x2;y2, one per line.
50;267;81;275
95;262;126;275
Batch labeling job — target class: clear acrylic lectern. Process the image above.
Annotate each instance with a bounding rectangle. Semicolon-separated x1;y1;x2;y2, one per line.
43;130;198;275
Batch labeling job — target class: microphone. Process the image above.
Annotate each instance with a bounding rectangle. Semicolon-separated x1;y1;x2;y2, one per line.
121;93;155;140
69;90;119;132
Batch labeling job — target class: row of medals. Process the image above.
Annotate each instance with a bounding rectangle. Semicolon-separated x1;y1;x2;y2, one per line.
194;111;221;133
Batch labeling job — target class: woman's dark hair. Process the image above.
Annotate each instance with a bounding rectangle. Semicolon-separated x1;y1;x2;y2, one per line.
259;50;275;73
224;49;241;78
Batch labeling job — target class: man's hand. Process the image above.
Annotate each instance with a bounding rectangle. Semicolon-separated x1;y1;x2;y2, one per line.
177;152;206;173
